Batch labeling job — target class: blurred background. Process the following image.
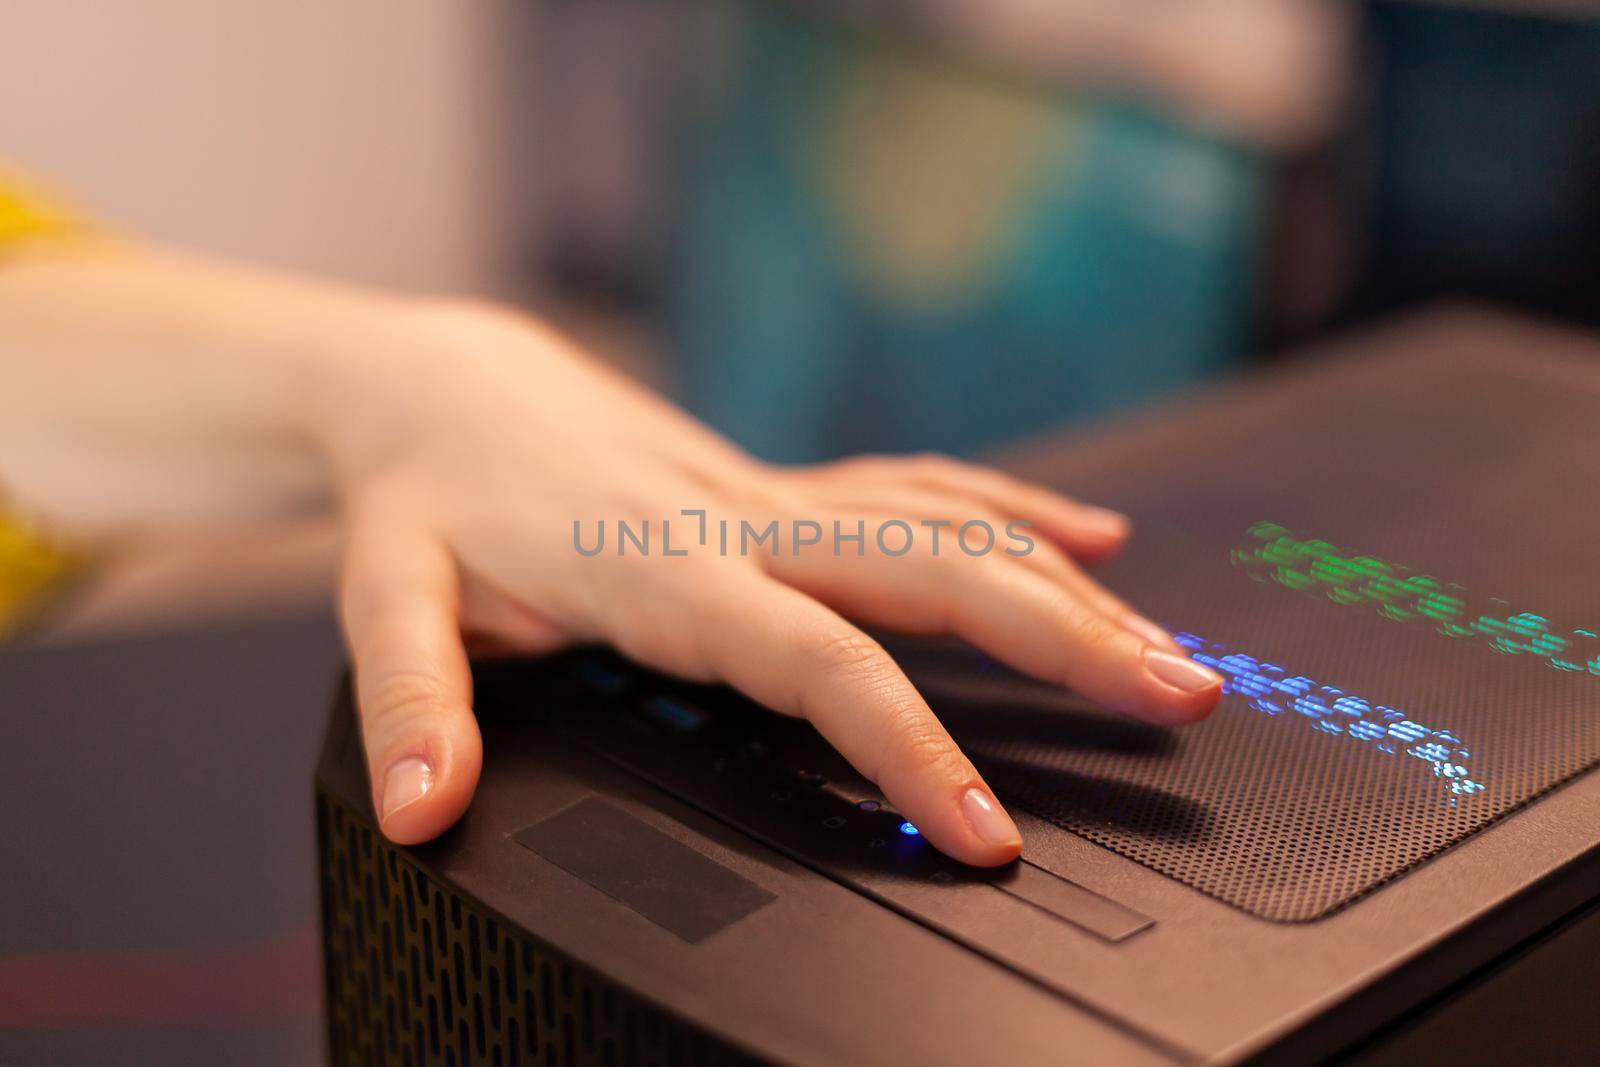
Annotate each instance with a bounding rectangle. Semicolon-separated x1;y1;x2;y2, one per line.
2;0;1597;1062
9;1;1598;462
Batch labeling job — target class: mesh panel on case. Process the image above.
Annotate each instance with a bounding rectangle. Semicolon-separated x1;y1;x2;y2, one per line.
906;349;1600;922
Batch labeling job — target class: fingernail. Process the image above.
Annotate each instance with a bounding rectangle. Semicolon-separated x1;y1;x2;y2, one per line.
382;757;434;820
1121;613;1179;650
961;786;1022;848
1077;507;1130;539
1144;648;1223;694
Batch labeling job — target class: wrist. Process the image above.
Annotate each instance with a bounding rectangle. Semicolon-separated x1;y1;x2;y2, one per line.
289;294;540;491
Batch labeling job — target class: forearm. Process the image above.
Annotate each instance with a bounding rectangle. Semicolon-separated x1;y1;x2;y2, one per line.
0;240;409;536
0;236;756;543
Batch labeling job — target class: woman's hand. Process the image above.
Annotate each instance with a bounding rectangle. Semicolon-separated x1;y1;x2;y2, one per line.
324;302;1223;867
0;245;1222;868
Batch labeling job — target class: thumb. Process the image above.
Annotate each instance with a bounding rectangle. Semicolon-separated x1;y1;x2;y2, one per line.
339;509;481;845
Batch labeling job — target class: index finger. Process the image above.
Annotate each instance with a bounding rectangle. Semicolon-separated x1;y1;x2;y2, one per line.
681;571;1023;867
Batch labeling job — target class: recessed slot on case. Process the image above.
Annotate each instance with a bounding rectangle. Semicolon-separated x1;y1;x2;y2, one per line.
996;862;1153;943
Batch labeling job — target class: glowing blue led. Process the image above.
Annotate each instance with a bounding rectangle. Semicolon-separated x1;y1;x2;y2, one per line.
1170;629;1486;800
641;695;707;731
899;821;921;836
1349;721;1386;742
1412;741;1453;764
1388;720;1427;744
575;660;626;695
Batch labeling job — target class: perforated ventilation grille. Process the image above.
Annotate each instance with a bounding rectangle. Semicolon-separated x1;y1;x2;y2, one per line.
911;345;1600;922
317;792;759;1067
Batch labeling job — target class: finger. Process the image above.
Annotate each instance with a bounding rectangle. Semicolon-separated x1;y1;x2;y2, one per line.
999;530;1187;655
340;513;482;845
769;533;1220;724
885;453;1131;562
799;485;1183;653
610;567;1023;867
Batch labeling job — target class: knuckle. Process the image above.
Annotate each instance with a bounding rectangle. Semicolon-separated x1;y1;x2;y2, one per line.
615;619;709;680
363;668;457;737
909;451;959;477
1032;539;1076;570
811;453;890;484
934;540;1004;580
809;629;889;681
880;703;967;781
969;507;1010;536
1053;594;1124;654
830;454;883;475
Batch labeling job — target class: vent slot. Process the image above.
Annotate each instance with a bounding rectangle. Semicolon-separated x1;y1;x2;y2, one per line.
317;792;760;1066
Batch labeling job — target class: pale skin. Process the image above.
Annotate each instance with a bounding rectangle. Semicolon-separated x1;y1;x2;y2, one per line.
0;240;1223;867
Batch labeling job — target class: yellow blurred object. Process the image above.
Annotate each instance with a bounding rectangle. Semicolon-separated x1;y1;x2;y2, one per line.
0;171;86;634
0;172;85;248
0;517;78;637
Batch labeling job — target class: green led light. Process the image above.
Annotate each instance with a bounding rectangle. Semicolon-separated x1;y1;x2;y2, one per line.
1235;523;1600;678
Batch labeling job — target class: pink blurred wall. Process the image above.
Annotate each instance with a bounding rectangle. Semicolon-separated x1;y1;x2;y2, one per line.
1;0;539;296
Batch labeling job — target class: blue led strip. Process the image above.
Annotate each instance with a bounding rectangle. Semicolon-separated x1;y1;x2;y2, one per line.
1172;631;1486;801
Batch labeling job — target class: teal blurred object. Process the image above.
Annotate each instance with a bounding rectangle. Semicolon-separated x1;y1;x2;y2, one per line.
670;7;1263;463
